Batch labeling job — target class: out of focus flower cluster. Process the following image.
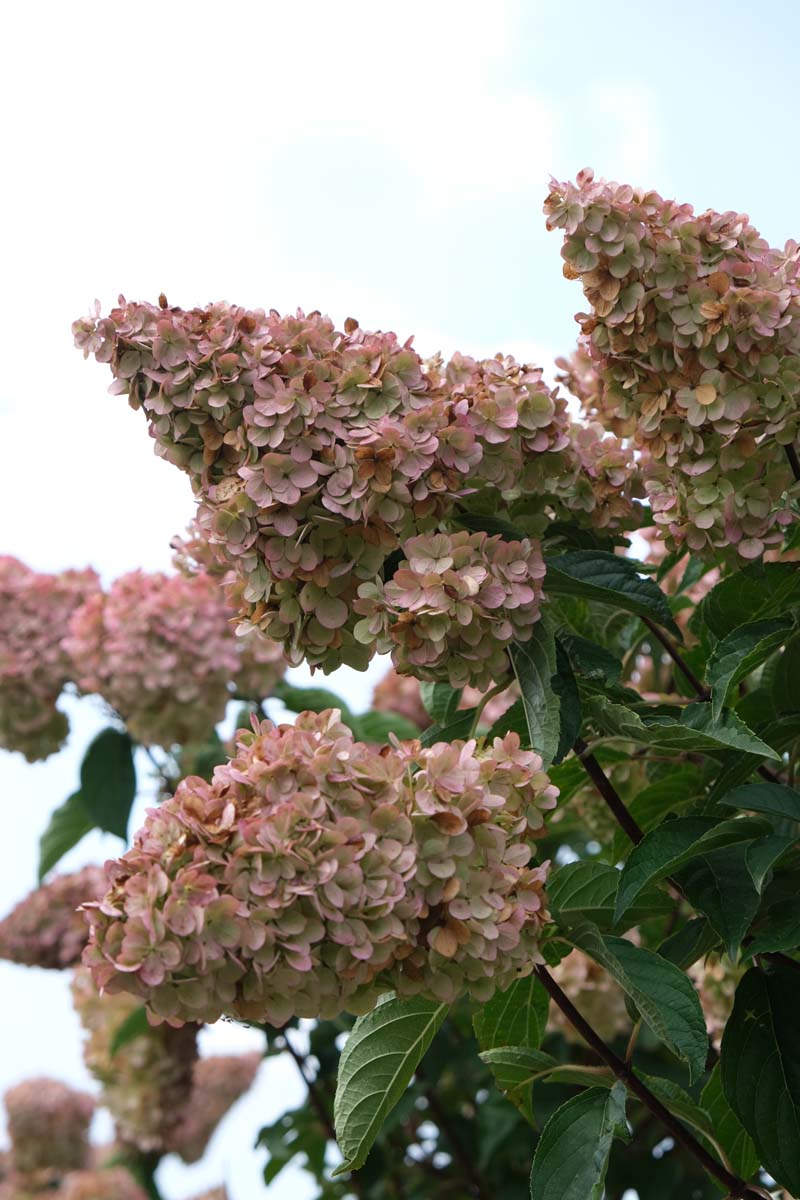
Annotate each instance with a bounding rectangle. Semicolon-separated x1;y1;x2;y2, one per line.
167;1053;261;1163
73;298;645;678
3;1078;93;1179
549;949;629;1042
0;868;105;970
372;669;517;732
0;558;98;761
688;954;740;1049
71;967;197;1153
355;531;546;689
545;168;800;559
83;710;555;1025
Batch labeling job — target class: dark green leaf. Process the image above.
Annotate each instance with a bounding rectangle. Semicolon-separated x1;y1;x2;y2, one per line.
610;767;707;861
772;633;800;712
721;964;800;1193
110;1006;150;1056
678;847;762;960
79;727;137;839
486;697;530;744
658;919;720;971
38;791;93;882
549;861;673;932
510;622;560;767
553;641;582;764
700;1064;760;1181
477;1046;558;1124
744;896;800;958
696;561;800;641
719;781;800;822
419;709;476;748
333;996;447;1175
587;698;782;761
351;711;420;743
745;835;795;893
544;550;681;639
273;681;353;721
706;617;793;720
419;682;462;724
473;976;549;1051
455;512;527;540
614;817;771;926
557;632;622;685
529;1083;628;1200
568;925;708;1080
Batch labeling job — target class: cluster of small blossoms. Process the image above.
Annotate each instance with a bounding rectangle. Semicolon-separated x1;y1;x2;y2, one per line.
537;420;642;532
545;169;800;558
73;300;576;673
549;949;629;1042
167;1053;261;1163
64;570;239;747
354;531;546;689
70;968;197;1153
372;669;517;732
0;558;99;761
3;1079;93;1176
59;1171;149;1200
0;868;105;970
82;711;554;1024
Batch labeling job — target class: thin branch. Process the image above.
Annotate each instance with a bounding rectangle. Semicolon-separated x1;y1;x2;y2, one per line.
641;616;709;699
415;1063;492;1200
534;966;764;1199
785;442;800;483
574;738;644;844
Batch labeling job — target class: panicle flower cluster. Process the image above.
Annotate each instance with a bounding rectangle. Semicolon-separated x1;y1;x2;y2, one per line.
545;169;800;559
59;1170;149;1200
539;420;642;531
167;1053;261;1163
354;531;546;689
65;570;240;747
73;299;576;674
0;558;99;761
0;868;105;970
4;1079;93;1175
549;949;629;1042
71;968;197;1153
83;711;555;1025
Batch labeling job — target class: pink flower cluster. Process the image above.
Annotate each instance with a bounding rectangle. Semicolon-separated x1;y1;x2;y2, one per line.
83;711;555;1025
167;1053;261;1163
59;1170;149;1200
64;570;239;748
0;558;99;761
71;967;197;1153
355;531;547;689
545;169;800;559
0;868;105;970
3;1079;93;1175
73;299;580;672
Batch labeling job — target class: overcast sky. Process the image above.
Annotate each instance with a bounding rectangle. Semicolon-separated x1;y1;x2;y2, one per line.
3;1;800;1196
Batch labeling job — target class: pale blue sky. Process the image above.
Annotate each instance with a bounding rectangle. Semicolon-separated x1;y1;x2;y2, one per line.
1;1;799;1196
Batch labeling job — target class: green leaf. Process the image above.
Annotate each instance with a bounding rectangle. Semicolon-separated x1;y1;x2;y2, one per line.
658;918;720;971
553;641;582;764
529;1083;628;1200
610;767;707;861
419;709;476;748
700;1064;760;1181
333;996;447;1175
706;617;793;720
587;697;782;761
744;896;800;957
351;711;420;743
745;835;795;893
548;860;673;933
473;976;549;1051
614;817;772;926
273;680;354;721
772;632;800;712
510;622;560;767
455;512;527;540
38;791;93;882
419;682;462;724
477;1046;558;1124
79;727;137;839
696;561;800;641
558;632;622;685
677;847;762;960
719;781;800;822
568;924;708;1080
110;1006;150;1056
544;550;681;639
721;964;800;1193
486;697;530;744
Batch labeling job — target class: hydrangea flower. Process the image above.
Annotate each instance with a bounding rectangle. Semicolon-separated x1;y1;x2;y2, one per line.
354;531;546;689
64;570;239;747
59;1170;149;1200
544;169;800;558
167;1054;261;1163
83;711;554;1024
71;967;197;1153
0;557;99;761
0;868;105;970
3;1079;93;1175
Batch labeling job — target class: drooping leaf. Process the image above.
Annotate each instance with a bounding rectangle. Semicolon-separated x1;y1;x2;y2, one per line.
544;550;681;639
529;1083;628;1200
568;924;708;1080
614;817;771;926
419;682;462;724
510;622;560;767
586;697;782;761
745;835;795;893
705;617;793;720
721;964;800;1194
719;781;800;823
677;847;762;960
110;1006;150;1056
477;1046;558;1124
79;727;137;839
38;791;93;882
333;996;447;1175
548;860;672;933
700;1064;760;1181
473;975;549;1051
